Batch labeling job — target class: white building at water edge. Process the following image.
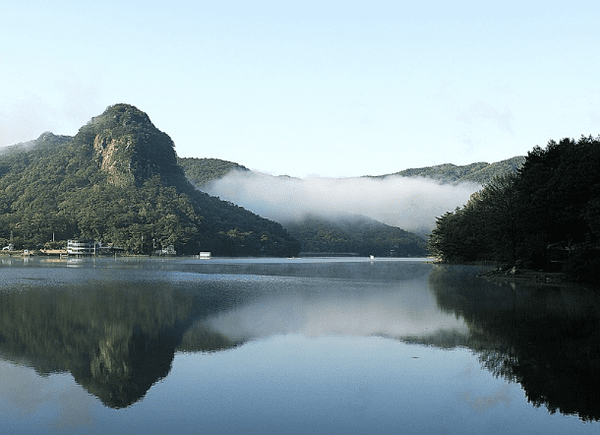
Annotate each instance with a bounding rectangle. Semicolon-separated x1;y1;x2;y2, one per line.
67;240;118;256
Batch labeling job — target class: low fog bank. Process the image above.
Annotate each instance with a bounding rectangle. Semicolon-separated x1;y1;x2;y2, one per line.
201;170;481;234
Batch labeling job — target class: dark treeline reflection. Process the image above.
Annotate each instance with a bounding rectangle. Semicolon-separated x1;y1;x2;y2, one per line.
428;266;600;422
0;280;243;409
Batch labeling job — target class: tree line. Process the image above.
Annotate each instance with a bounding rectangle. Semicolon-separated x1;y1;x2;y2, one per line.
284;214;428;257
373;155;525;185
428;136;600;283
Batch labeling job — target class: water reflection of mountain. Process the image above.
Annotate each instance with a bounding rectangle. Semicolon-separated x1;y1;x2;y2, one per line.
427;265;600;422
4;260;599;420
0;282;241;409
0;260;436;409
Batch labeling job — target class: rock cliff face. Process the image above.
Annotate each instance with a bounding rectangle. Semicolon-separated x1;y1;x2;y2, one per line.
81;104;183;186
92;133;136;186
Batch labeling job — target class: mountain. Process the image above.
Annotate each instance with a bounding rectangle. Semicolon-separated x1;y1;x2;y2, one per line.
372;156;526;185
1;104;523;258
177;157;249;187
283;214;428;256
0;104;299;256
177;160;430;255
178;156;524;256
179;156;525;187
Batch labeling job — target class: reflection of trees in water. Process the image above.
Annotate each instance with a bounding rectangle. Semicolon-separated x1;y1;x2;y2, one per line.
0;281;242;409
3;263;598;418
428;265;600;422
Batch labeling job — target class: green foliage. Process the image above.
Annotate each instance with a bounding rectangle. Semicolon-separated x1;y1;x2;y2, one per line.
376;156;525;185
428;175;520;263
428;136;600;282
178;157;248;187
61;177;200;253
0;105;300;257
284;214;428;257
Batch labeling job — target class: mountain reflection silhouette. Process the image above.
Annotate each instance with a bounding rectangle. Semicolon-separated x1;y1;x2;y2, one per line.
0;281;240;408
0;260;598;421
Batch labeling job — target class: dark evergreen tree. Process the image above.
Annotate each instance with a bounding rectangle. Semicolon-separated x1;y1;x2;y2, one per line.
428;136;600;282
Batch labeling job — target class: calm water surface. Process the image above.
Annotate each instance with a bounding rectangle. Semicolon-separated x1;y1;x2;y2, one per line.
0;257;598;434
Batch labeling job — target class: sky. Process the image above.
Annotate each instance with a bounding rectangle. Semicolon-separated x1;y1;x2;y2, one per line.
2;1;600;178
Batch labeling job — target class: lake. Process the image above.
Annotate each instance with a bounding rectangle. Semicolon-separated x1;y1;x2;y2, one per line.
0;257;598;434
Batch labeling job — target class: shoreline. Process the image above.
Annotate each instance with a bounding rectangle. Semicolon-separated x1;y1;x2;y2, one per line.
478;266;567;285
430;259;570;285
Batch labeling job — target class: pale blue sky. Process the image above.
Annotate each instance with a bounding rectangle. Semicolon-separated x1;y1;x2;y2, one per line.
2;1;599;177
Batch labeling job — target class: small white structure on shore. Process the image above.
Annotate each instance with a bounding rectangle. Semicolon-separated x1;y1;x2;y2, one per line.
155;245;176;256
199;251;212;259
67;240;119;256
67;240;99;255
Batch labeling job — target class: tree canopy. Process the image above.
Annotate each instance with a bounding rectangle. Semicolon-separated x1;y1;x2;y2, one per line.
428;136;600;282
177;157;248;187
284;214;428;257
373;156;525;185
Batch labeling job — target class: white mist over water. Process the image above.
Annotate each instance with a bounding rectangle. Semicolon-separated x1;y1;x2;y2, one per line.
201;277;469;342
202;170;481;233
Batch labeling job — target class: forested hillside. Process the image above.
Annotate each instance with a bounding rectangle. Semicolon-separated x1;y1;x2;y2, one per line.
375;156;525;185
428;136;600;283
283;214;428;257
0;104;300;256
177;157;248;187
0;104;526;259
179;156;525;187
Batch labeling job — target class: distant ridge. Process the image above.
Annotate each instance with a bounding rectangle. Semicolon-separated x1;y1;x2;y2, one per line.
178;156;525;255
373;156;526;185
283;214;428;257
177;157;248;187
179;156;526;186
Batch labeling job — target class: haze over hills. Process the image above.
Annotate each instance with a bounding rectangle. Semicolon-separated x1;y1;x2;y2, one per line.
179;155;523;237
179;156;525;188
178;156;524;255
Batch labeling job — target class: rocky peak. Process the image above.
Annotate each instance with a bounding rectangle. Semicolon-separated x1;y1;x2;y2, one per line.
77;104;181;186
